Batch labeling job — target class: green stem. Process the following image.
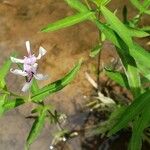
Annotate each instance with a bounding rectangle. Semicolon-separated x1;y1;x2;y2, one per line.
84;0;92;10
97;8;102;91
48;110;63;130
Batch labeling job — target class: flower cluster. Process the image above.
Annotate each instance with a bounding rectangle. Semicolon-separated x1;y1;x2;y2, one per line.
10;41;48;92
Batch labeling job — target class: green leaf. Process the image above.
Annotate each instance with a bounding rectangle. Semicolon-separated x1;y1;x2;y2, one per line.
64;0;89;12
100;6;133;46
90;0;111;6
90;44;102;57
143;0;150;9
132;43;150;69
91;106;126;136
31;79;39;94
130;0;146;13
2;98;24;114
26;106;48;147
94;21;141;97
129;105;150;150
41;12;94;32
99;10;142;95
0;94;7;116
137;63;150;81
93;21;150;94
128;27;150;37
0;58;12;79
0;58;12;89
31;59;82;102
108;90;150;136
105;69;129;88
101;0;111;5
141;26;150;32
145;10;150;15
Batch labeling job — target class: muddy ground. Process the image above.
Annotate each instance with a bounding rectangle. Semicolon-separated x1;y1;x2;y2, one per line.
0;0;149;150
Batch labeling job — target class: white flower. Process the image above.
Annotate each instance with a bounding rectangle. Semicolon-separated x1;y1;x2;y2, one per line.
10;41;48;92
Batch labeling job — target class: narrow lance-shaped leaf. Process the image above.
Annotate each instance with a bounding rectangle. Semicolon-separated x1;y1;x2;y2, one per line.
2;98;24;114
41;12;94;32
26;106;48;148
64;0;89;12
132;43;150;69
100;6;133;46
94;21;141;97
31;59;82;102
145;10;150;15
128;27;150;38
94;21;150;70
143;0;150;9
130;0;146;13
90;0;111;6
108;90;150;136
90;44;102;57
0;58;12;88
0;58;12;79
141;26;150;32
0;94;7;116
136;63;150;81
99;8;143;95
129;105;150;150
99;6;150;62
105;69;129;88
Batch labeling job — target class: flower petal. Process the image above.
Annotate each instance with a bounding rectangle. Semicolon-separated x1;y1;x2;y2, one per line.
22;81;32;92
36;46;47;60
34;73;48;80
10;57;24;63
26;41;31;55
10;69;28;76
33;63;38;69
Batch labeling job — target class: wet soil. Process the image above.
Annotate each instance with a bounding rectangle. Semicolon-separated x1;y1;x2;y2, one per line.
0;0;149;150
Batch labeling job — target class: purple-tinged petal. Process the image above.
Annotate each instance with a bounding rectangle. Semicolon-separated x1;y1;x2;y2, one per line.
24;55;36;65
10;69;28;76
22;81;32;92
10;57;24;63
23;63;38;74
36;46;47;60
26;41;31;55
23;64;32;72
34;74;48;80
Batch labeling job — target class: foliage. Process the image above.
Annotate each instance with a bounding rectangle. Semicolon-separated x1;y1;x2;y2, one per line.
0;56;82;149
41;0;150;149
1;0;150;149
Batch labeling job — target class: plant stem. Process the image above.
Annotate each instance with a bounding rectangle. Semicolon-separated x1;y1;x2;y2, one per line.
84;0;92;10
48;110;64;130
97;9;102;91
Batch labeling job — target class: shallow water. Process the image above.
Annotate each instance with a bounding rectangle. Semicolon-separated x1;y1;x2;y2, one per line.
0;0;149;150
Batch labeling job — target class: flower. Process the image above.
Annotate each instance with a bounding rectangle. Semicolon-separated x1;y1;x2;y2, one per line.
10;41;48;92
